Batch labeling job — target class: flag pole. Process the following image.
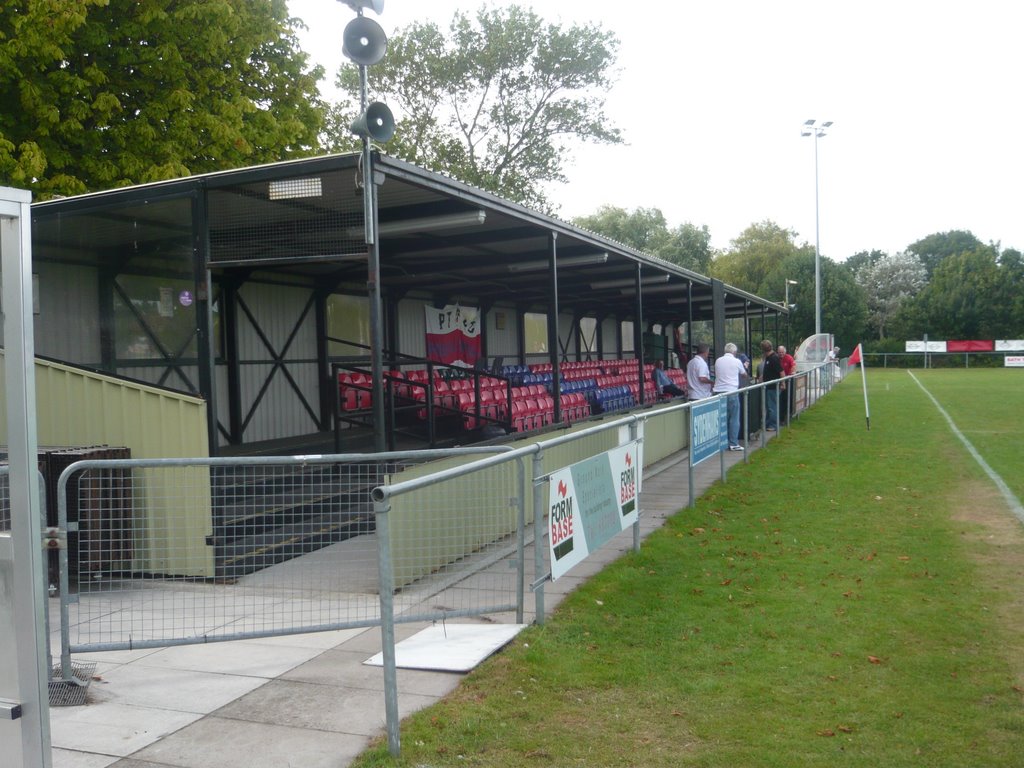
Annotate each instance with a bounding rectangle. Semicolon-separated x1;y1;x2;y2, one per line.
857;343;870;430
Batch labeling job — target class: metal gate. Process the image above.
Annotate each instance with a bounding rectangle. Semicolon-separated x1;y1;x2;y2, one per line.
53;448;525;680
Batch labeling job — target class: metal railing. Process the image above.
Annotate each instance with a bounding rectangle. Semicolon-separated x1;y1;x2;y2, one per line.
53;448;518;677
39;362;841;757
862;351;1010;368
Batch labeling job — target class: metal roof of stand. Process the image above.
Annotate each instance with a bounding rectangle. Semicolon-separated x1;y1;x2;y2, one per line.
31;151;782;325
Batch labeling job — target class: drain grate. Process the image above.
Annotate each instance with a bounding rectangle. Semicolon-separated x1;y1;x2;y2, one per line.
48;661;97;707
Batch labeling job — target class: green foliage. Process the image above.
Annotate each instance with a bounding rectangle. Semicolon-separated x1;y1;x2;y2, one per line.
332;5;623;211
712;220;805;293
708;221;868;350
907;230;986;277
0;0;326;198
573;205;713;273
908;247;1022;339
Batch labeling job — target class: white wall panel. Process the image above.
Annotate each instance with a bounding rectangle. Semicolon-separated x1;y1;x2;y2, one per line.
397;298;426;360
485;306;519;361
235;282;320;442
602;317;620;358
32;262;101;365
558;312;575;359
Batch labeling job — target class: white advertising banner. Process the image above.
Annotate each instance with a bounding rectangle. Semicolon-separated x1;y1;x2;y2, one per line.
996;340;1024;352
1005;355;1024;367
547;442;640;581
905;340;947;352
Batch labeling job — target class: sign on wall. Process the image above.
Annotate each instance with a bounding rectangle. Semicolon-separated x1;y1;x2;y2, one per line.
547;442;641;581
1005;355;1024;368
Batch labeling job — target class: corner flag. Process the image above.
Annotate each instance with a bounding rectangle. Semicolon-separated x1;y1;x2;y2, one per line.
848;343;862;367
848;343;870;430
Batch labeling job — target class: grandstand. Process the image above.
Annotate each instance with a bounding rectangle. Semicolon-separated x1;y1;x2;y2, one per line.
25;152;788;457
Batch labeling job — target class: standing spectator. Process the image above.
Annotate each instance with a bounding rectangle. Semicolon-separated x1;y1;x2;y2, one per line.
737;349;752;378
652;360;685;397
778;344;796;422
712;342;748;451
675;325;688;369
760;339;784;431
686;343;713;401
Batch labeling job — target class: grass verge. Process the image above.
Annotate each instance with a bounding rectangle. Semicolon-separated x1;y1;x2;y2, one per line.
353;369;1024;767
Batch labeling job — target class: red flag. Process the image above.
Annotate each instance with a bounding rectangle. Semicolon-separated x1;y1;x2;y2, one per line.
848;343;862;366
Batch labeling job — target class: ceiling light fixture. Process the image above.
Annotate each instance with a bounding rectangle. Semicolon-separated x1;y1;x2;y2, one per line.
591;274;671;290
507;252;609;273
347;210;487;238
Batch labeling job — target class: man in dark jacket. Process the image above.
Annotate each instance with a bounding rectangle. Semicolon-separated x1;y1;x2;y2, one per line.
760;339;784;431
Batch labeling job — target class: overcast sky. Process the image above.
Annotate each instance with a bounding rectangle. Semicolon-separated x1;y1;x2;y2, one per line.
287;0;1024;261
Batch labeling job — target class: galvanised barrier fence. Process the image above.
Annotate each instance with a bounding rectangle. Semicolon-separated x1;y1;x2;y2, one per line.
52;448;521;677
39;362;841;755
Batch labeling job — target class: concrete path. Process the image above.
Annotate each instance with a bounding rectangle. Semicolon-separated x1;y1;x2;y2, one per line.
49;436;769;768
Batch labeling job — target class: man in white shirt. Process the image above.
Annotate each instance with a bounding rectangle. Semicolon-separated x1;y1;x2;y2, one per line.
686;343;712;401
712;342;748;450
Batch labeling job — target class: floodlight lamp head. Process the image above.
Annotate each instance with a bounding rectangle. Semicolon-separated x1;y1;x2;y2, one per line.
339;0;384;14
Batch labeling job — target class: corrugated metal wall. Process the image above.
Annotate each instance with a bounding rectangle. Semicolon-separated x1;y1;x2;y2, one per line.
602;317;620;358
558;312;576;358
485;305;519;361
397;298;426;360
235;282;319;443
30;262;102;366
0;355;209;459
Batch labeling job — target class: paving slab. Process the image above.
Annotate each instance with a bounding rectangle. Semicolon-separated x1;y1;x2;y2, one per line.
125;717;369;768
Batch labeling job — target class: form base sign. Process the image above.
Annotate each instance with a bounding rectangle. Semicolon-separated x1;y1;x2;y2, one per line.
548;442;640;580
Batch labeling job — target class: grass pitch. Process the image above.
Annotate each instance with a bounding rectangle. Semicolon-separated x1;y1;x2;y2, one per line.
353;368;1024;767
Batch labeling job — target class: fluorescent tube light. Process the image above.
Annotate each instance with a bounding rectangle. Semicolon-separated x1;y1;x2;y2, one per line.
619;283;681;296
377;210;486;235
507;252;609;273
591;274;671;290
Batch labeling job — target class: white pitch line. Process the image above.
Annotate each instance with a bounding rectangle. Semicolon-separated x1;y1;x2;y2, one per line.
908;371;1024;526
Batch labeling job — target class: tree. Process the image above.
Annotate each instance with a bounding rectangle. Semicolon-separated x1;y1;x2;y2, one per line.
0;0;326;198
854;251;927;340
711;220;806;293
333;5;623;211
844;249;886;276
761;252;868;352
908;246;1024;339
572;205;713;274
907;230;986;277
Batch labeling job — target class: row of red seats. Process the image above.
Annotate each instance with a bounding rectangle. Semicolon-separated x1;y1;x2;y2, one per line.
340;370;510;413
340;361;681;428
508;392;589;432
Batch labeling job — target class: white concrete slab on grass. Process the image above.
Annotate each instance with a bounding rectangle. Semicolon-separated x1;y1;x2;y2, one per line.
364;623;527;672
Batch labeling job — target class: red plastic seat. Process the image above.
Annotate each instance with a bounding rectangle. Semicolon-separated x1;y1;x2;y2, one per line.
338;374;358;411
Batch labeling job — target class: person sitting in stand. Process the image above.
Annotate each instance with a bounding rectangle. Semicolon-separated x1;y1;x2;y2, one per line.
653;359;685;397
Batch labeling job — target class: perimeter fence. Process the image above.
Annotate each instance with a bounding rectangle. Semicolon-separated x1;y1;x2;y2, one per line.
5;361;844;754
863;351;1010;368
